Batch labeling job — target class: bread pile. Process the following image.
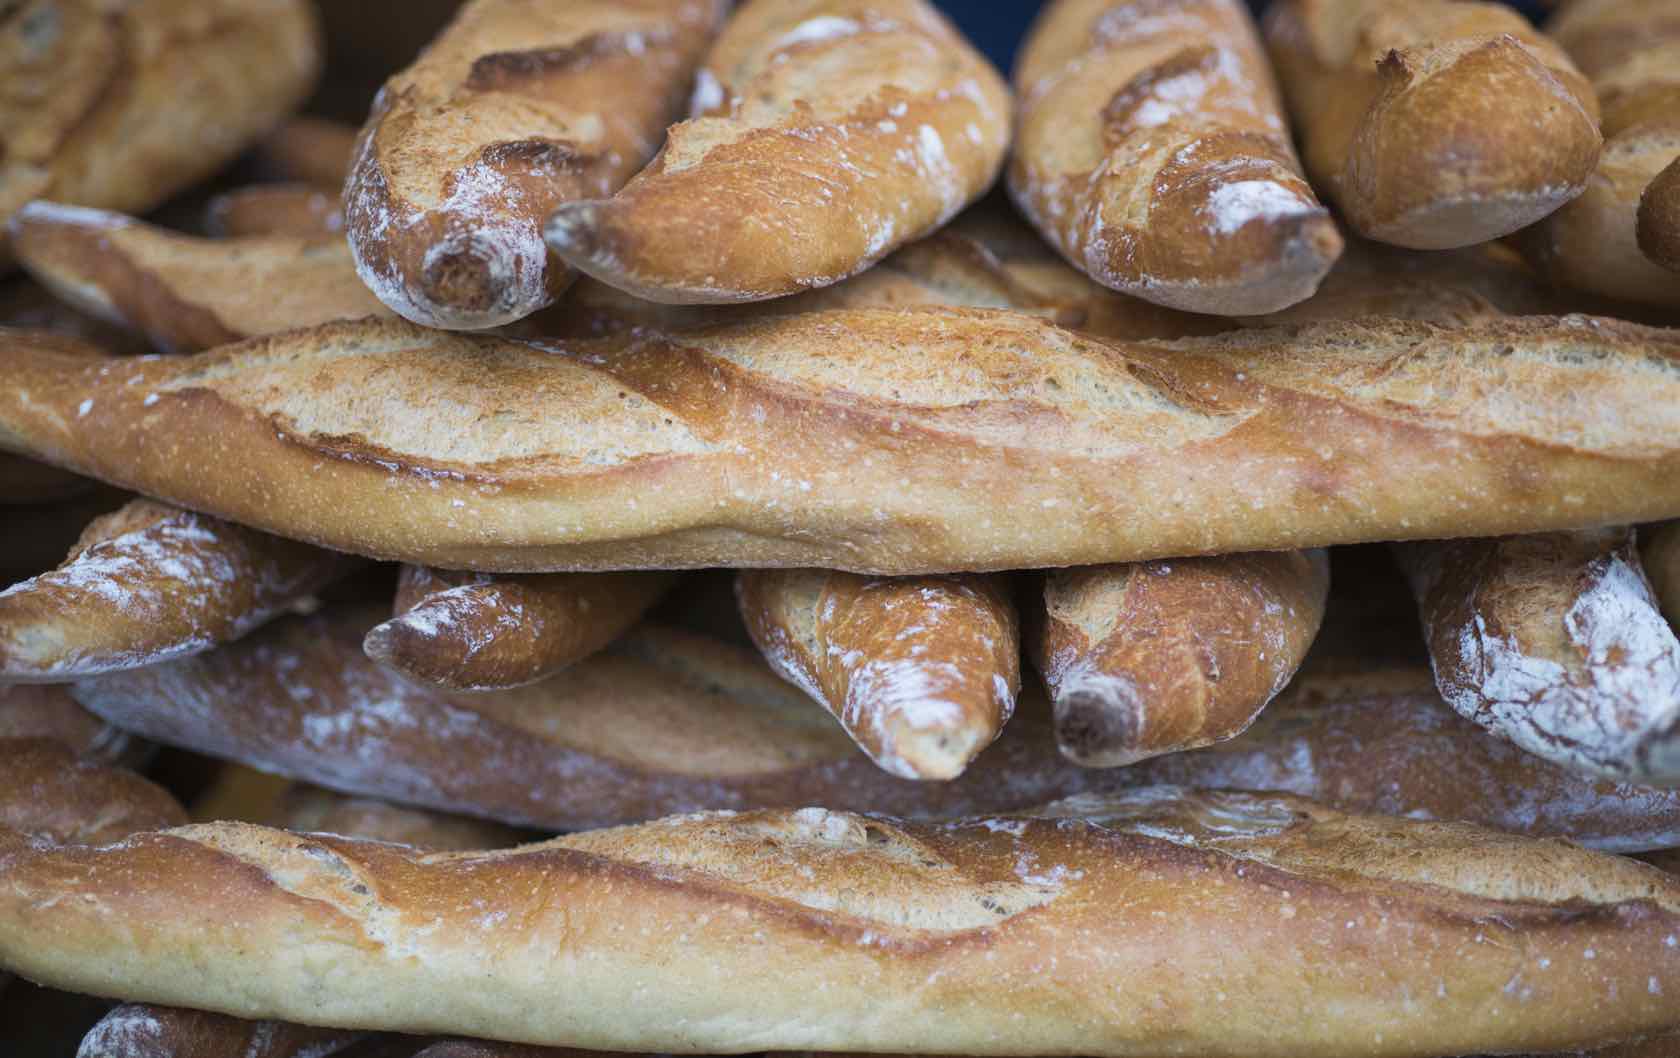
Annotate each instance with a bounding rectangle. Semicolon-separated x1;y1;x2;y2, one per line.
3;1;1680;1055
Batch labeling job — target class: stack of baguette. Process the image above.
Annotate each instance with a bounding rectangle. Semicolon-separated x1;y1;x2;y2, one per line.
3;1;1680;1056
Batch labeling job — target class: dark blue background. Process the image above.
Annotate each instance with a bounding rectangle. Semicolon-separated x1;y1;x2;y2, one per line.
935;2;1552;71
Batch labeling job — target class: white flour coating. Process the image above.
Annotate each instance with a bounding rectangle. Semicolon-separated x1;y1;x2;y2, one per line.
842;658;967;779
771;15;861;53
1051;657;1141;716
1448;550;1680;782
77;1006;165;1056
914;124;964;216
15;199;131;231
689;67;726;117
1201;179;1313;236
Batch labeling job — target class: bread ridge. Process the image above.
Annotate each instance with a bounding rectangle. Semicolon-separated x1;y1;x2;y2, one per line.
1010;0;1343;315
1398;529;1680;785
1264;0;1602;248
543;0;1013;304
6;310;1680;573
343;0;727;329
3;789;1679;1054
0;0;322;271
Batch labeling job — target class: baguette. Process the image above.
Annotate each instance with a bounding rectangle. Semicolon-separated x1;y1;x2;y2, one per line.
1640;156;1680;272
206;185;347;241
543;0;1012;305
1263;0;1602;249
0;684;133;764
1396;529;1680;785
1033;550;1329;767
4;789;1680;1055
70;605;1680;849
9;310;1680;574
9;202;388;353
365;566;676;692
1010;0;1341;316
77;1006;363;1058
1518;0;1680;308
345;0;727;329
0;497;358;683
0;0;321;271
736;570;1020;780
252;117;360;190
1;737;185;847
1643;521;1680;628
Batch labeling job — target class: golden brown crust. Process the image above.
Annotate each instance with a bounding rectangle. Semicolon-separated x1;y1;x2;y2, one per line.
736;571;1020;780
8;202;389;353
1264;0;1602;249
206;184;347;240
0;0;321;271
544;0;1012;305
9;311;1680;574
3;791;1680;1054
0;683;133;763
364;565;675;692
1639;156;1680;273
344;0;727;329
251;116;360;189
1034;551;1329;767
1010;0;1341;316
1397;529;1680;786
0;737;185;846
0;497;357;683
77;1004;363;1058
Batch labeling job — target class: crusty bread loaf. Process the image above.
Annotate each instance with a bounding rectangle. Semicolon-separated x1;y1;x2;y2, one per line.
0;684;134;764
1010;0;1341;316
9;202;388;353
8;310;1680;574
77;1005;363;1058
4;789;1680;1054
0;497;357;683
1264;0;1602;249
365;566;675;692
344;0;727;329
1033;550;1328;767
0;0;321;272
252;117;360;190
1397;529;1680;786
1;737;185;847
1640;155;1680;272
1643;521;1680;629
68;604;1680;848
535;229;1076;339
737;570;1020;780
207;185;347;240
1518;0;1680;308
544;0;1011;304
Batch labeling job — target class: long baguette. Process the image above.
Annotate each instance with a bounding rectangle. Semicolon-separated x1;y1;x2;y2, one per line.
4;789;1679;1055
9;202;389;353
8;310;1680;574
1;737;185;847
1010;0;1341;315
0;498;358;683
1033;550;1328;767
1397;529;1680;785
1518;0;1680;308
1641;156;1680;272
365;566;676;692
345;0;727;329
1264;0;1601;249
543;0;1012;305
0;0;321;271
69;605;1680;849
736;570;1020;780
